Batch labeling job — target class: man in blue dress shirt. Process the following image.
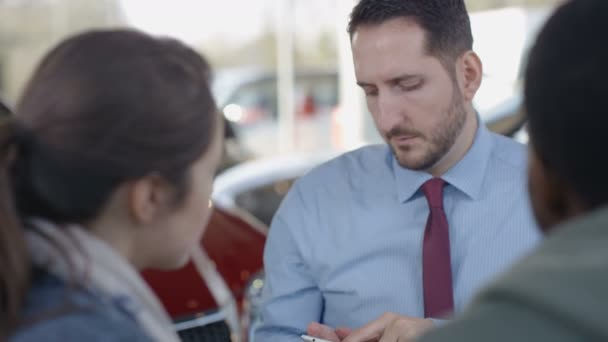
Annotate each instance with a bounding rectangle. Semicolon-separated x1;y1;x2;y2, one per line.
254;1;541;341
339;0;608;341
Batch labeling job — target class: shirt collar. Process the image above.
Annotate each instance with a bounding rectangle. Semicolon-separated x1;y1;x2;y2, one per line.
392;117;494;203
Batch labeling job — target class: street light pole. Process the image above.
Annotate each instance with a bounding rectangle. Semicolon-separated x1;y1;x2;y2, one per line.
335;0;365;149
275;0;296;154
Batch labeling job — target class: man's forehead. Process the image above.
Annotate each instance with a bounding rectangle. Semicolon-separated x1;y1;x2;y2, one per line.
351;19;431;65
351;17;425;43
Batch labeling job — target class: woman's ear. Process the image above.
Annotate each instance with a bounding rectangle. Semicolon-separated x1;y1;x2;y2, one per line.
127;174;172;225
457;51;483;102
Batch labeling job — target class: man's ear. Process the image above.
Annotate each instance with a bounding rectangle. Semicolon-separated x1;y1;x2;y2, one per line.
127;174;172;225
456;51;483;102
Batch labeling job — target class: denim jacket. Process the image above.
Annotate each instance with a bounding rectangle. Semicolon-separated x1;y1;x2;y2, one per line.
10;268;154;342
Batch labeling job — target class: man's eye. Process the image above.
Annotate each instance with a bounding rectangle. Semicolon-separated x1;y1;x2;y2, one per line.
363;88;378;96
399;82;422;91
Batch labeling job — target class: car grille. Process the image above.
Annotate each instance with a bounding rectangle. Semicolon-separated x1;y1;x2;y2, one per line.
177;319;232;342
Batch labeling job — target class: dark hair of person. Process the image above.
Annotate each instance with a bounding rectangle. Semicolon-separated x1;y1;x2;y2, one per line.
0;29;218;337
525;0;608;208
348;0;473;70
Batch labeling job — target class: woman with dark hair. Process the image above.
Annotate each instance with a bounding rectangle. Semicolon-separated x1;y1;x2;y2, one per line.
0;29;223;341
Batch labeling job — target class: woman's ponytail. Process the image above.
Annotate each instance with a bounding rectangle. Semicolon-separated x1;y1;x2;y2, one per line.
0;117;31;338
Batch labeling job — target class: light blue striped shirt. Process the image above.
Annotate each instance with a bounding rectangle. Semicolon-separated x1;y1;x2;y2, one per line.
255;123;541;341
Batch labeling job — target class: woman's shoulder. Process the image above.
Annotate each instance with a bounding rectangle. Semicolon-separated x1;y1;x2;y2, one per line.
10;269;153;341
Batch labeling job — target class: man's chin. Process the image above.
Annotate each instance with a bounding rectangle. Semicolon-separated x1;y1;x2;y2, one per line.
395;154;435;171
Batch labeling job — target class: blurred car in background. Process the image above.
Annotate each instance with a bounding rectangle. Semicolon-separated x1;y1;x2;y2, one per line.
142;206;267;342
218;116;254;174
484;92;526;138
512;123;528;144
213;67;338;156
214;67;338;126
213;150;340;226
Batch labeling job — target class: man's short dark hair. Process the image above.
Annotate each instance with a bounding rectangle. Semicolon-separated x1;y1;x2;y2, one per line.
347;0;473;67
525;0;608;208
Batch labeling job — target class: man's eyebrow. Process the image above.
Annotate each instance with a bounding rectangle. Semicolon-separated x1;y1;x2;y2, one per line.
387;74;423;84
357;74;423;87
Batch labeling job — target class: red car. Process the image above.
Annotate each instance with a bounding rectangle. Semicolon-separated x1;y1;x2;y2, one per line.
142;206;267;342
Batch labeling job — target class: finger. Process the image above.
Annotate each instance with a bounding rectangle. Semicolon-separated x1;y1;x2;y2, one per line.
336;326;353;339
378;318;424;342
377;324;401;342
342;313;396;342
307;322;341;341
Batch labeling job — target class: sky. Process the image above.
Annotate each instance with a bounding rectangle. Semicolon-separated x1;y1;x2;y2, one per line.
120;0;338;47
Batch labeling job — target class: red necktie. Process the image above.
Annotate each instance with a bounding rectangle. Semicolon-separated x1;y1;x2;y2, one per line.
421;178;454;318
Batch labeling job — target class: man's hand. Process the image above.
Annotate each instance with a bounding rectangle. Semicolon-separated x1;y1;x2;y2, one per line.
341;313;434;342
307;322;352;342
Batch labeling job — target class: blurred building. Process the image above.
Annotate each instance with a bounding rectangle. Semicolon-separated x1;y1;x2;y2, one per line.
0;0;125;102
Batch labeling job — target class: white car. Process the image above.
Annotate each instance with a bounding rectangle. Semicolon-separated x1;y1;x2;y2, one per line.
212;150;340;226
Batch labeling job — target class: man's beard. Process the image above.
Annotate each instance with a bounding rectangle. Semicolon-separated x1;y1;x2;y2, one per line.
390;88;467;171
